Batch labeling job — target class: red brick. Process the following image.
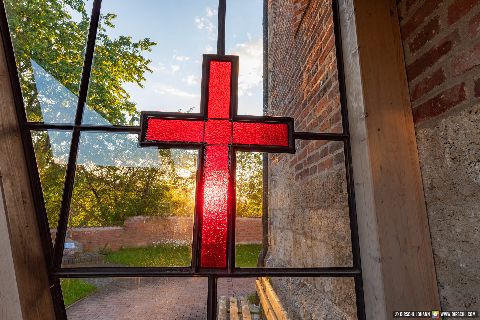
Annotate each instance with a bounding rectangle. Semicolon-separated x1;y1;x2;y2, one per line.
407;31;457;80
58;217;263;252
413;83;467;123
408;17;441;53
411;68;446;101
469;12;480;38
452;42;480;75
448;0;479;25
402;0;443;39
318;157;333;172
475;78;480;97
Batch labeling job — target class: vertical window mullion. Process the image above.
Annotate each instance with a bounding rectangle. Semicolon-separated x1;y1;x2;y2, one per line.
53;0;103;269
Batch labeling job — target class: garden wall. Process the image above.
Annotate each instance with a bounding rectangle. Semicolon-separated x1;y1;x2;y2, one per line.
53;216;261;252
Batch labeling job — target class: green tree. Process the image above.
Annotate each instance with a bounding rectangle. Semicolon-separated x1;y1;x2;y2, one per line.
5;0;155;124
6;0;263;229
236;152;263;217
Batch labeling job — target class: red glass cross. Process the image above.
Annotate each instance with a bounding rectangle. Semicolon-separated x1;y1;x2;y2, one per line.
140;55;294;269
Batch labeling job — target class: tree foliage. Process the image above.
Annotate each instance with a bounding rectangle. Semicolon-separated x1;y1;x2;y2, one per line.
5;0;155;124
7;0;262;229
236;152;263;217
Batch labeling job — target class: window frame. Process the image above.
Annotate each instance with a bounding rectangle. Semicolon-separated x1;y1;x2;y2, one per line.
0;0;366;318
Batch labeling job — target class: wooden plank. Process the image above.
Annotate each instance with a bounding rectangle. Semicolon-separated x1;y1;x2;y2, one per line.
0;174;23;320
229;297;239;320
260;278;288;320
218;296;227;320
339;0;440;318
0;27;55;319
255;279;278;320
240;297;252;320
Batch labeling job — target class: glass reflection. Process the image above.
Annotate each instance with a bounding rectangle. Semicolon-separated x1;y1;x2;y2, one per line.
63;132;197;268
5;0;93;122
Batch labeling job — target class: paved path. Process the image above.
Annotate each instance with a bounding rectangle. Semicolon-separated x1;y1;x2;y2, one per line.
67;277;256;320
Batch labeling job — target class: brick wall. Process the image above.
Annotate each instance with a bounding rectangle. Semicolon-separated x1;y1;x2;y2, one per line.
398;0;480;310
54;216;261;252
267;0;355;318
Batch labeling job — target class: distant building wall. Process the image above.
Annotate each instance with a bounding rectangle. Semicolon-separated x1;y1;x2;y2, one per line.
52;216;261;252
397;0;480;310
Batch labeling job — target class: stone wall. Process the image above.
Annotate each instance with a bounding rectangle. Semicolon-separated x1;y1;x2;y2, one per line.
267;0;355;318
53;216;261;252
397;0;480;310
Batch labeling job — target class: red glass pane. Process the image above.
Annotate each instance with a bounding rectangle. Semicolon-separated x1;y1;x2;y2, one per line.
233;122;289;147
204;120;232;144
145;119;204;143
200;145;231;268
207;61;232;119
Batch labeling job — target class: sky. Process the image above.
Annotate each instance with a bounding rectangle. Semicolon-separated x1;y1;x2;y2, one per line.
33;1;264;167
94;0;264;117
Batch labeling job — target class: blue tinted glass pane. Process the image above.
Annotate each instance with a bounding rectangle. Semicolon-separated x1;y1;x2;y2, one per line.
63;132;198;268
5;0;93;123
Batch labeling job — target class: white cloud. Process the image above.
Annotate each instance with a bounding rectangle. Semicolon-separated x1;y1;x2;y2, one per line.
184;74;199;86
155;84;199;99
195;16;214;33
205;45;214;53
195;7;217;41
150;62;167;73
171;65;180;73
232;38;263;97
174;55;190;62
206;7;217;18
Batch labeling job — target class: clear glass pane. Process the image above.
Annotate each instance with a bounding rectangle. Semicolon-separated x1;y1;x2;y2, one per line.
268;277;356;319
217;277;356;319
84;0;219;126
235;151;263;268
4;0;93;123
266;1;343;133
64;277;208;319
236;141;353;268
62;132;197;268
217;277;260;319
226;0;264;116
31;130;71;241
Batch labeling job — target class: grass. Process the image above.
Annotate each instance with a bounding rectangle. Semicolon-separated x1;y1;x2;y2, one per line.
235;244;262;268
104;243;191;267
103;243;263;268
247;292;260;305
60;279;97;307
59;244;262;306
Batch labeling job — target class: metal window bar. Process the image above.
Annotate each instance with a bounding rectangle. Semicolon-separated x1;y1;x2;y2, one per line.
0;0;366;319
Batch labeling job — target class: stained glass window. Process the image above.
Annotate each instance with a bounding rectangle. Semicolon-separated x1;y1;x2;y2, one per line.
2;0;365;319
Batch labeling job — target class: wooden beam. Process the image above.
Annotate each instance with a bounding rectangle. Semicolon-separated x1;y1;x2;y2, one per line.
339;0;440;318
260;278;288;320
218;296;227;320
255;279;278;320
240;297;252;320
0;174;23;320
0;23;55;320
229;297;239;320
